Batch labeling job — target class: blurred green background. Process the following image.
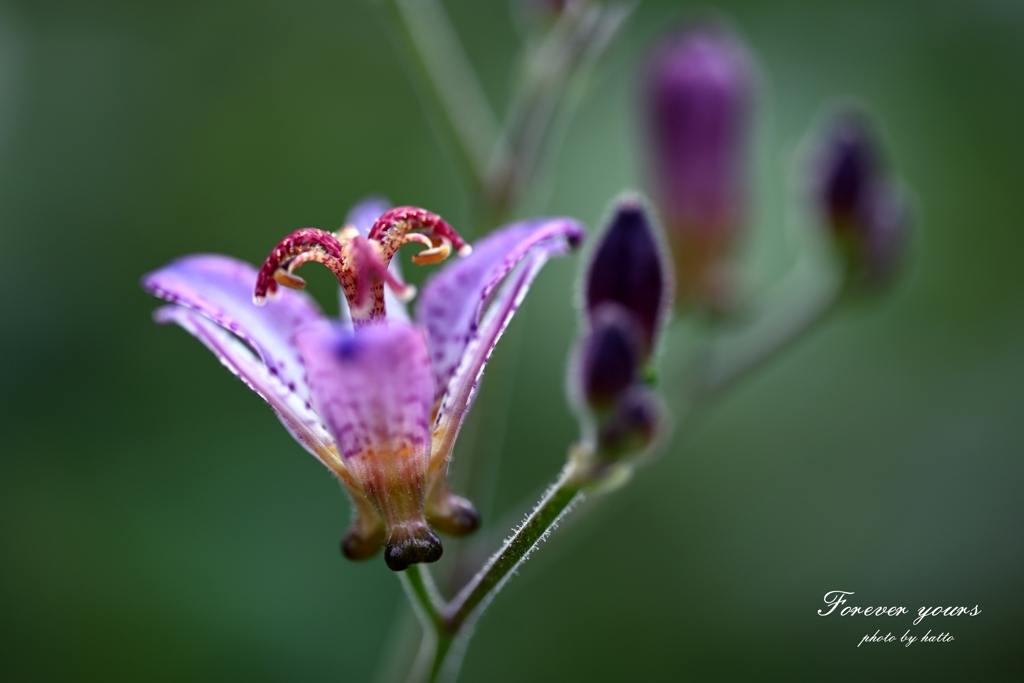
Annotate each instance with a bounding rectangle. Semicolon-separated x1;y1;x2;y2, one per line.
2;0;1022;681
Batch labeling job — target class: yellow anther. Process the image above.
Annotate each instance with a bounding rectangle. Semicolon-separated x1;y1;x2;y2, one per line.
411;241;451;265
274;269;307;289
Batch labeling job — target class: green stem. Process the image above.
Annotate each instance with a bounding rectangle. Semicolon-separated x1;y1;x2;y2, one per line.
394;256;840;683
398;464;584;683
489;1;632;213
400;565;452;683
695;253;845;402
395;257;842;680
443;463;583;633
402;564;445;631
381;0;508;206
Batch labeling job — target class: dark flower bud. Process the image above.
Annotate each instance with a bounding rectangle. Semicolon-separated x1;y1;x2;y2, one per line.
596;386;662;459
579;302;645;410
817;111;878;226
642;20;756;311
812;106;912;291
585;196;670;355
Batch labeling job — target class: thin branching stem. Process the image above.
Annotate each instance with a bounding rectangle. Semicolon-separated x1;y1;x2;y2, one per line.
394;253;846;683
398;462;584;683
402;564;445;632
488;1;632;214
400;565;452;683
443;463;584;633
695;253;845;402
381;0;509;207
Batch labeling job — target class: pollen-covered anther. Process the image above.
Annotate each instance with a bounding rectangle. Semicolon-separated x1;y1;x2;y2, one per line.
368;206;470;265
273;268;307;289
403;233;452;266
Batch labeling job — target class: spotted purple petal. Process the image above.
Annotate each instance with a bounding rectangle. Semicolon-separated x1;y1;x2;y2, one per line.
295;320;442;570
153;305;342;473
428;249;553;468
295;321;434;467
415;217;585;413
142;254;324;404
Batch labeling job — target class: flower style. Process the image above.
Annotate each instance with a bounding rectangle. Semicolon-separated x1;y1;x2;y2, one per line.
143;198;584;571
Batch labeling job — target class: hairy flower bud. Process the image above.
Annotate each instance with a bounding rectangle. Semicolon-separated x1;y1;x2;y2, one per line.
578;303;644;410
585;196;670;356
642;20;756;311
570;195;669;474
596;386;662;459
817;112;877;227
812;107;912;291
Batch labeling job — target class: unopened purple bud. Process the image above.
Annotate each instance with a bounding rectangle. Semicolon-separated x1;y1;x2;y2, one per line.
812;107;912;290
642;21;755;309
585;197;669;355
596;386;662;458
815;110;878;226
579;303;645;410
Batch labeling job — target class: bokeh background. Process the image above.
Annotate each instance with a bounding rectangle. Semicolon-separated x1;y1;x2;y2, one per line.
2;0;1022;681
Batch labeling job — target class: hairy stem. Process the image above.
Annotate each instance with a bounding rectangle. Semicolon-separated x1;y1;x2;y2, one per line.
397;462;584;683
443;463;584;633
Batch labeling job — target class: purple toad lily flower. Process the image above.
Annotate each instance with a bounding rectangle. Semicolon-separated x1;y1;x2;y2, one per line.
143;198;584;571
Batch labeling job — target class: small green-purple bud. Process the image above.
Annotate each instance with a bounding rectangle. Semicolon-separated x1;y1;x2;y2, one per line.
596;386;662;458
812;107;912;291
585;197;669;355
858;179;910;288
